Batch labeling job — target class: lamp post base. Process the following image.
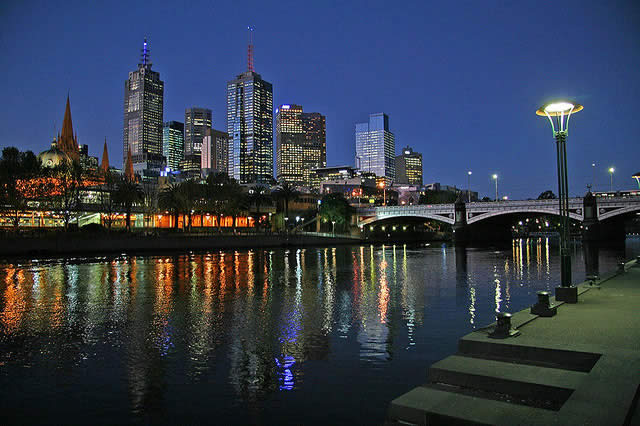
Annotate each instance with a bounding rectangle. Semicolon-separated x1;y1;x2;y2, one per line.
555;286;578;304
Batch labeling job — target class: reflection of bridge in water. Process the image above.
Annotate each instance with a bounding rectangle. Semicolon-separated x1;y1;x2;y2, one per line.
356;196;640;242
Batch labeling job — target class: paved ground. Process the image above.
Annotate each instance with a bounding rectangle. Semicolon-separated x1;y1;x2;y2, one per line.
387;260;640;425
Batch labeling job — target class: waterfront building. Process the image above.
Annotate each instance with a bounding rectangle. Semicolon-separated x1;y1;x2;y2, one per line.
395;146;423;186
355;113;395;184
276;104;326;187
201;128;230;176
226;30;273;184
123;39;165;180
163;121;184;171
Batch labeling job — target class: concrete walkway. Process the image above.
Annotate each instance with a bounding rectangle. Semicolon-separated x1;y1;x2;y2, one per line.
387;260;640;425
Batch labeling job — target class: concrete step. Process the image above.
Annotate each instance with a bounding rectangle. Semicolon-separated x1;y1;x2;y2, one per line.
458;337;601;372
387;385;556;426
428;355;587;409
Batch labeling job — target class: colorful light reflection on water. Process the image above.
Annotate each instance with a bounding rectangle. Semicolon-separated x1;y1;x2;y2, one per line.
0;239;637;424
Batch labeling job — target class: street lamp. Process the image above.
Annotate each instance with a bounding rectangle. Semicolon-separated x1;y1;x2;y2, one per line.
378;181;387;206
467;171;472;202
331;220;336;236
536;100;583;301
492;174;498;201
591;163;596;191
608;167;615;192
633;172;640;190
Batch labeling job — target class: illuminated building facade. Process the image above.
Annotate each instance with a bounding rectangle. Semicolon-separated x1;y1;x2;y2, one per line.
184;107;212;157
162;121;184;171
276;105;326;187
395;146;423;185
123;39;165;179
201;128;230;175
226;71;273;184
355;113;395;184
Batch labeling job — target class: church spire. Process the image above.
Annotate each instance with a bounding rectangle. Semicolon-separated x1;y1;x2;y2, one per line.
125;147;135;182
101;138;110;173
59;95;79;160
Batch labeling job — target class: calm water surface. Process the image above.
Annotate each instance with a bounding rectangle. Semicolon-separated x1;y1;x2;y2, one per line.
1;239;638;424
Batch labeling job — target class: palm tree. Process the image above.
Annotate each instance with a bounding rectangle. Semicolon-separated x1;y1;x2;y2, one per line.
273;181;299;224
178;179;202;232
159;183;183;229
248;184;270;230
114;178;145;232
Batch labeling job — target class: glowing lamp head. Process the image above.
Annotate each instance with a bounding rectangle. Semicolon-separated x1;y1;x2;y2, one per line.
468;171;472;175
536;100;583;135
609;167;615;174
492;174;498;180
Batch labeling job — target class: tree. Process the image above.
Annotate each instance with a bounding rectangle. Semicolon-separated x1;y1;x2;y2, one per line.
98;170;119;230
159;183;183;230
178;179;202;232
0;147;43;231
538;190;557;200
248;184;270;229
49;160;85;231
273;181;299;220
419;190;458;204
114;178;144;232
319;193;353;232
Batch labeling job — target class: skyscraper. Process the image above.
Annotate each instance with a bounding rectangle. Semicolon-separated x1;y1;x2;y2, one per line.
395;146;423;185
184;107;212;157
276;104;326;187
226;29;273;184
201;128;231;175
355;113;395;183
123;39;165;178
163;121;184;170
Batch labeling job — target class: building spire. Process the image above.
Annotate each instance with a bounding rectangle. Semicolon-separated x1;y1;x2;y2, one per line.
125;147;134;182
247;26;254;72
101;138;110;173
140;37;151;68
59;94;79;160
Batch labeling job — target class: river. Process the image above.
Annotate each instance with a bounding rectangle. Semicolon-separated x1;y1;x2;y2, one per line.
1;238;638;424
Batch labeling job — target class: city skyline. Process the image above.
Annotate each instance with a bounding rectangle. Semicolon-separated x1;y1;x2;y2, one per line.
1;1;639;198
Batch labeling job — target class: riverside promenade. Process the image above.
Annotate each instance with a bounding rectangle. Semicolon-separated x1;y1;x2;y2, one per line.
387;259;640;425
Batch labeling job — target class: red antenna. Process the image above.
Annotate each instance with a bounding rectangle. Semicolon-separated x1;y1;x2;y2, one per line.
247;26;255;72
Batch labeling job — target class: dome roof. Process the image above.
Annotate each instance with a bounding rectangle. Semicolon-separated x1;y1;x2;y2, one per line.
39;140;71;168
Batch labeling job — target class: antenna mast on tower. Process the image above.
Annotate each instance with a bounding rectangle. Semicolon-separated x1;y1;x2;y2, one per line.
141;38;152;68
247;26;255;72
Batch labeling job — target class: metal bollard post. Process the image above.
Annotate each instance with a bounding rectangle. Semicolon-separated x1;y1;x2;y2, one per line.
618;262;626;273
586;274;599;286
530;291;557;317
489;312;520;339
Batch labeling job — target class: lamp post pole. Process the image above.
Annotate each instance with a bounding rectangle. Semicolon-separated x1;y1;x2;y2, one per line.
609;167;615;192
591;163;595;190
492;174;498;201
537;100;583;302
467;171;472;202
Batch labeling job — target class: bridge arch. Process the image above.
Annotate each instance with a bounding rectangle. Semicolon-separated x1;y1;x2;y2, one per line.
467;208;583;225
359;213;454;227
599;205;640;222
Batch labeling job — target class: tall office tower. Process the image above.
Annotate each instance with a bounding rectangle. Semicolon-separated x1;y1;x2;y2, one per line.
395;146;423;185
276;104;326;187
162;121;184;170
184;107;212;156
226;28;273;184
201;128;230;175
355;113;395;183
123;39;165;178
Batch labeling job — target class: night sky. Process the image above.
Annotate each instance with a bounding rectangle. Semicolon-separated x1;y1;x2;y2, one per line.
1;0;638;199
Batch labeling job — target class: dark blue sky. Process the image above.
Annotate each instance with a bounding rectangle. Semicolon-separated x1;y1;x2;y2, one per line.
1;0;638;199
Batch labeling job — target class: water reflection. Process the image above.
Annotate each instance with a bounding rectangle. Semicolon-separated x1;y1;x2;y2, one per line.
0;240;634;424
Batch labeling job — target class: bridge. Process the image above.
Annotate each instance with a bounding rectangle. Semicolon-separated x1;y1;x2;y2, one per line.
356;195;640;241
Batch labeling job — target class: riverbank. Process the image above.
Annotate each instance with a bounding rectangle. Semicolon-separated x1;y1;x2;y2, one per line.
387;258;640;425
0;232;363;258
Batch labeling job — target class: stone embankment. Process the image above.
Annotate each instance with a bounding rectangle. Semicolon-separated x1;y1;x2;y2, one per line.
387;259;640;425
0;232;362;258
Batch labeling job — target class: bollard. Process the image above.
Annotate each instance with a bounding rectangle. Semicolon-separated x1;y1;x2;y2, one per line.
530;291;557;317
489;312;520;339
618;262;626;273
586;274;599;286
